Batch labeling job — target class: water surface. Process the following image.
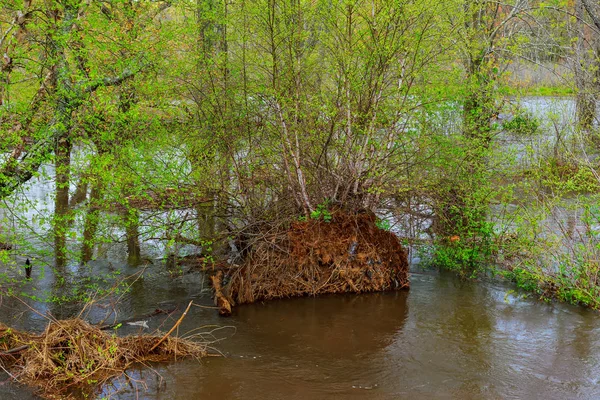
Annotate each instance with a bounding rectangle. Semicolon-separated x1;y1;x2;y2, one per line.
2;96;600;399
85;269;600;400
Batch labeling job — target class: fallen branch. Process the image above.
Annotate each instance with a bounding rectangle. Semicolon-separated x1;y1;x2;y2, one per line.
150;300;193;352
211;271;233;316
0;344;29;356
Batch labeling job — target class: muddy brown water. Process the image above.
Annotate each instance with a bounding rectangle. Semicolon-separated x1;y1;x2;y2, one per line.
1;97;599;399
3;266;599;399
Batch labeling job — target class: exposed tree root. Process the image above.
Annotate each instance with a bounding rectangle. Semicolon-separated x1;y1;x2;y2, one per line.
212;211;409;315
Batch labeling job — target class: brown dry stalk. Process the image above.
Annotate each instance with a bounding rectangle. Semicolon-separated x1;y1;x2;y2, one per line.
0;316;208;399
150;300;193;352
0;344;28;355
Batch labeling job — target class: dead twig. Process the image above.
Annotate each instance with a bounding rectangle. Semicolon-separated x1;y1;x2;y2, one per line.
150;300;193;352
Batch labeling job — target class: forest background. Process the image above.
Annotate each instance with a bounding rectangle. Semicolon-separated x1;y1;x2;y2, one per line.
2;0;600;308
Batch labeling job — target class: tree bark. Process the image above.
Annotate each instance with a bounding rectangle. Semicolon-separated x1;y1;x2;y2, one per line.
575;0;597;131
81;181;104;263
125;208;142;265
54;136;72;269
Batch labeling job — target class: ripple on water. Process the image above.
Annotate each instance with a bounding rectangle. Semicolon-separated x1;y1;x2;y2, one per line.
2;265;600;399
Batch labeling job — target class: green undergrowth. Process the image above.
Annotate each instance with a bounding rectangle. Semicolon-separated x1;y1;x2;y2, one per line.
520;158;600;194
426;230;600;309
503;85;575;97
496;263;600;309
502;110;540;135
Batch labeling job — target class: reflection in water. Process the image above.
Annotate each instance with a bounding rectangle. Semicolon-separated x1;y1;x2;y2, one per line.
1;98;600;398
103;290;409;400
432;276;494;398
78;270;600;400
0;267;600;399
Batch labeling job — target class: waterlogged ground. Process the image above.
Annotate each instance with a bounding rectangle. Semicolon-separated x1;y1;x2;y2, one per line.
2;97;600;399
2;266;600;399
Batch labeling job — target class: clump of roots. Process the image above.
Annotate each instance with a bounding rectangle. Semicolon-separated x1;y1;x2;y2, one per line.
0;319;205;399
213;210;409;315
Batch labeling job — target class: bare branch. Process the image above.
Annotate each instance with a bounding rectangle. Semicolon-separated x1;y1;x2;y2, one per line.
582;0;600;32
81;65;145;94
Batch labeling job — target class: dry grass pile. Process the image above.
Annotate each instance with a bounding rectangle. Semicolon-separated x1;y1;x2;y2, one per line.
213;210;409;315
0;324;31;355
0;318;205;399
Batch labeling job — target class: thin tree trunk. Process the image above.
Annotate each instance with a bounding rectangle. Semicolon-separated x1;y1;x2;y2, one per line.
81;181;104;263
124;208;141;265
575;0;596;131
54;137;72;269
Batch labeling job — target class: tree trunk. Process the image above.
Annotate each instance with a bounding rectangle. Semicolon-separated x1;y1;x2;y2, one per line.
124;208;141;265
54;136;72;269
81;182;104;263
575;0;597;131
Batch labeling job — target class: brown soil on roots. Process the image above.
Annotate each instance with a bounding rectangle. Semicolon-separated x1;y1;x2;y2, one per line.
212;211;409;315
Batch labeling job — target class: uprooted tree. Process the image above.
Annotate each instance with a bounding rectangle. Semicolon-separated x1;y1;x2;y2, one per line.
178;0;451;309
2;0;429;309
3;0;600;314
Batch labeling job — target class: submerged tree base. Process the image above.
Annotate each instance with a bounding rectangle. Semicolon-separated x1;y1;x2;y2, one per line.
211;211;410;315
0;318;206;399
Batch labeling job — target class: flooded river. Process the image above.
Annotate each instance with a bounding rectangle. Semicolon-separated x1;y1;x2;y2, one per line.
2;97;600;399
3;266;599;399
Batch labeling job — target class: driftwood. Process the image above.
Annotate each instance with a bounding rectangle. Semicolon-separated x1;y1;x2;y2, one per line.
211;271;233;316
0;304;182;359
0;318;206;399
150;300;193;352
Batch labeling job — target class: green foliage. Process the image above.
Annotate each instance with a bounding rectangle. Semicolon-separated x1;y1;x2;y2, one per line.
498;261;600;309
499;266;542;294
310;202;332;223
430;222;496;278
504;85;574;97
531;158;600;194
375;218;391;231
503;111;540;135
